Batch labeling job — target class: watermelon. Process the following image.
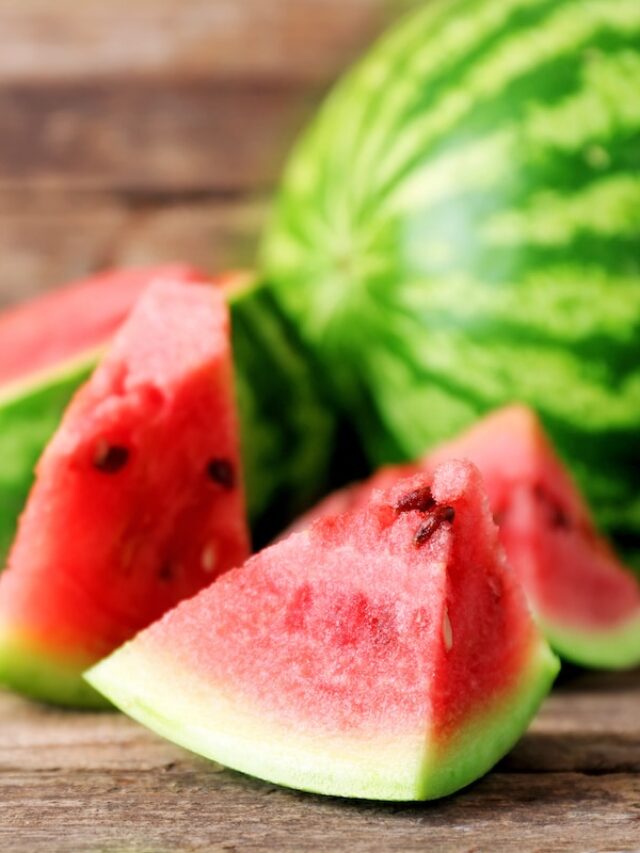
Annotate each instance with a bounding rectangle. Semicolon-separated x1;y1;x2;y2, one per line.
429;406;640;669
295;407;640;669
262;0;640;563
86;461;559;801
0;280;250;707
0;265;205;564
0;269;337;561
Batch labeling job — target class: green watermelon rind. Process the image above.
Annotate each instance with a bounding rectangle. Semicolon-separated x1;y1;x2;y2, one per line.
540;613;640;671
85;637;558;801
0;353;99;566
262;0;640;556
0;629;110;709
229;279;337;539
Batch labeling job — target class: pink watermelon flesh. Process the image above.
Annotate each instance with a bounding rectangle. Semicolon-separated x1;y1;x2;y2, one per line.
429;406;640;669
87;461;558;800
0;264;205;387
0;279;250;706
297;406;640;669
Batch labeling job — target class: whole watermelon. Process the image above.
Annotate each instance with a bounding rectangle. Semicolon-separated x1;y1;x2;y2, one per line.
263;0;640;560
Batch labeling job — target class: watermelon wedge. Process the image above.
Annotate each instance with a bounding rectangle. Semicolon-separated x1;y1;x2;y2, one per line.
429;406;640;670
296;407;640;670
87;461;559;801
0;269;337;562
0;265;205;564
0;280;250;707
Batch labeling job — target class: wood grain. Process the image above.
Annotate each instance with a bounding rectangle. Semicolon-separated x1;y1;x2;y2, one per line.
0;1;411;302
0;670;639;852
0;0;400;84
0;190;264;307
0;0;406;195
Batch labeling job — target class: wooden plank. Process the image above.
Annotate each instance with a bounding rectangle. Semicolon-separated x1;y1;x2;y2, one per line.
1;767;638;851
0;79;316;193
0;192;264;307
0;1;407;196
0;1;418;195
0;0;400;84
0;672;638;851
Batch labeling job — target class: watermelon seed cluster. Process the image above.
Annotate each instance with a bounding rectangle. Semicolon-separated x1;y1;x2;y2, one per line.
393;485;455;547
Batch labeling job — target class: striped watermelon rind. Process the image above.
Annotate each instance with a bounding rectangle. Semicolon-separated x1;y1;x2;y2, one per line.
262;0;640;561
229;279;338;544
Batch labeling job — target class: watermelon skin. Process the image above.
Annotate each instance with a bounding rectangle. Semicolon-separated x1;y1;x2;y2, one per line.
262;0;640;562
0;271;338;563
87;462;559;800
0;281;250;707
228;280;337;544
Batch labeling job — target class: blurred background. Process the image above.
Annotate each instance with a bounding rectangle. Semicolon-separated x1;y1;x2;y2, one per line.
0;0;413;309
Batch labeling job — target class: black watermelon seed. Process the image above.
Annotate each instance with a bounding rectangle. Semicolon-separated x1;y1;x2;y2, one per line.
414;506;455;547
158;563;174;582
94;443;130;474
394;485;436;514
533;484;572;530
207;458;235;490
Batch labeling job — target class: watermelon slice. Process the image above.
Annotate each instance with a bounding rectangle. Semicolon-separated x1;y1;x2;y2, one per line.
429;406;640;671
0;264;207;565
0;268;338;562
0;280;250;707
86;461;559;801
296;407;640;670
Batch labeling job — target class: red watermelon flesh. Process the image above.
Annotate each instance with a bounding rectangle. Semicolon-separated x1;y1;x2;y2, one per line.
297;406;640;669
0;264;205;387
0;280;250;707
87;461;558;800
429;406;640;669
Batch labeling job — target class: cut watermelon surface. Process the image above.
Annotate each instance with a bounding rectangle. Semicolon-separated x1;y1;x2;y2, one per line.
87;462;558;801
297;407;640;670
0;268;338;563
429;407;640;670
0;265;206;565
0;281;250;707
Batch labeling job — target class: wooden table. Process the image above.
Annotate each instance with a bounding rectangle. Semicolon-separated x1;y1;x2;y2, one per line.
1;669;639;852
0;0;405;310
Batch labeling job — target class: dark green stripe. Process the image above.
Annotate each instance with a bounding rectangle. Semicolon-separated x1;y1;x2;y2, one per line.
373;25;640;208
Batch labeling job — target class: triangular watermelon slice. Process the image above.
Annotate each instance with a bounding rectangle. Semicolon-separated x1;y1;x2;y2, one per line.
87;461;558;801
295;407;640;670
429;406;640;670
0;268;338;564
0;280;250;707
0;264;208;565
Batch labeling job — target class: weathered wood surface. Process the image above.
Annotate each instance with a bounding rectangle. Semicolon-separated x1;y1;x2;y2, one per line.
0;670;639;852
0;0;413;305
